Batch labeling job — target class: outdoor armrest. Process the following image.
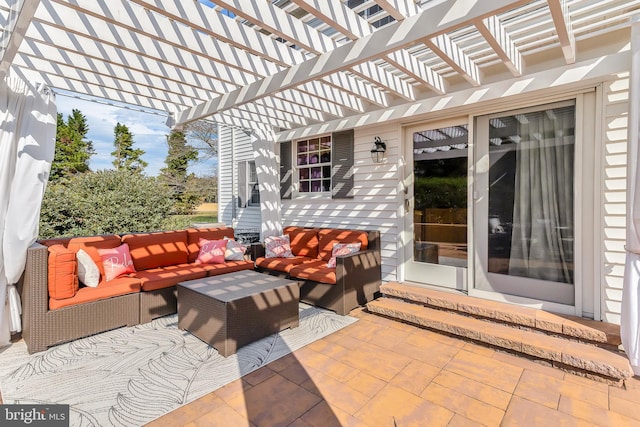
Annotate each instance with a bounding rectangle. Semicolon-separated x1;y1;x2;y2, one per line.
249;242;265;261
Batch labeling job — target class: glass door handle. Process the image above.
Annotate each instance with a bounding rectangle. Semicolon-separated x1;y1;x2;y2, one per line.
404;199;410;213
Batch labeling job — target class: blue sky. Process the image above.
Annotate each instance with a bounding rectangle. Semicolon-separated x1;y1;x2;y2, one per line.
56;93;217;177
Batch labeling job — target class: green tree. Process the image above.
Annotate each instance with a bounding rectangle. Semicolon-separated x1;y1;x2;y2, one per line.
160;130;200;214
39;169;173;238
50;109;94;180
112;122;147;172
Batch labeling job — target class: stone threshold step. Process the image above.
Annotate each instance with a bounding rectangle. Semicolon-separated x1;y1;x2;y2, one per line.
367;297;633;384
380;282;620;347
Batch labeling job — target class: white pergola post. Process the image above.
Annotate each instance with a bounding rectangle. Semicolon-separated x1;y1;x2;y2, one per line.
621;15;640;375
250;128;284;239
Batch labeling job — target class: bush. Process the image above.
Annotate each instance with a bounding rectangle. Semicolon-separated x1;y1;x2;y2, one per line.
39;170;174;238
414;176;467;210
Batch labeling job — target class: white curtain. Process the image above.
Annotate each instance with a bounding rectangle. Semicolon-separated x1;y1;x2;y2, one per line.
0;78;56;346
250;128;283;239
622;16;640;376
509;106;574;284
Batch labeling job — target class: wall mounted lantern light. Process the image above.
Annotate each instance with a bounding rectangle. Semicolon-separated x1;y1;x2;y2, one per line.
371;136;387;164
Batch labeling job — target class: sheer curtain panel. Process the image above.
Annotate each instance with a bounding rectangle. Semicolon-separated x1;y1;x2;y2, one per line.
622;16;640;376
0;78;56;346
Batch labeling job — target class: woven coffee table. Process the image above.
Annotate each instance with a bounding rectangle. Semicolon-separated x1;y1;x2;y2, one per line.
177;270;300;357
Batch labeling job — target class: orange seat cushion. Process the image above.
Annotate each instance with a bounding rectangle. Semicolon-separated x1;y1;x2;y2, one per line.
134;263;209;291
49;277;141;310
122;230;189;270
67;235;122;279
47;245;78;300
255;256;312;273
199;260;255;276
317;229;368;261
284;226;319;258
186;227;235;262
289;260;337;285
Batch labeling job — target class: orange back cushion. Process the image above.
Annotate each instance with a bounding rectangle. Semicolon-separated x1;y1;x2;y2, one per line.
122;230;189;270
68;235;122;280
47;244;78;299
317;229;368;261
186;228;235;262
284;226;319;258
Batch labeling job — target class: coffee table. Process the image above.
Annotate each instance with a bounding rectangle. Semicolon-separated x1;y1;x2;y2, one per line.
177;270;300;357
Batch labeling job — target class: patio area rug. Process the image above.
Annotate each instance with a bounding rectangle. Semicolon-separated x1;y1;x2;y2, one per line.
0;303;356;427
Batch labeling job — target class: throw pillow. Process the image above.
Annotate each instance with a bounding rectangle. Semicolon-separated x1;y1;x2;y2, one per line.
97;243;136;282
327;242;362;268
195;238;227;264
264;235;294;258
224;237;247;261
76;249;100;287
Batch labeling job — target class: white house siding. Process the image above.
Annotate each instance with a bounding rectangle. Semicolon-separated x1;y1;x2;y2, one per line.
281;123;402;282
217;126;262;231
601;73;630;324
215;44;633;325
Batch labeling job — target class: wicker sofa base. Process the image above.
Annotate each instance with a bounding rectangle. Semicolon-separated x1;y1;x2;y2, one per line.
140;287;178;324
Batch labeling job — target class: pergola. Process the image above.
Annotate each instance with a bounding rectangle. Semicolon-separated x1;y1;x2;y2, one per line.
1;0;638;134
2;0;640;371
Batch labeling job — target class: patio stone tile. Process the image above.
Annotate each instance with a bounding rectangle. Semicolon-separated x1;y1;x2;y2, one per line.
400;333;461;368
563;371;611;393
447;414;485;427
242;365;276;386
462;341;496;357
327;332;367;351
337;340;412;381
305;338;349;359
558;395;637;426
300;401;373;427
214;379;252;410
354;384;454;427
361;310;417;332
432;370;512;410
513;370;562;409
279;360;315;385
559;380;609;409
339;319;380;342
266;353;299;372
300;372;370;415
345;371;386;397
192;404;252;427
502;396;593;426
314;357;360;383
362;323;413;350
389;359;441;396
421;382;505;426
147;392;225;426
287;418;314;427
230;374;322;426
491;350;565;379
609;393;640;421
444;349;523;394
609;381;640;404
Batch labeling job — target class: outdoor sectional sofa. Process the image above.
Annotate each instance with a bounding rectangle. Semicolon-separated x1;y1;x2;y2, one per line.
254;226;382;315
19;225;382;354
20;227;253;354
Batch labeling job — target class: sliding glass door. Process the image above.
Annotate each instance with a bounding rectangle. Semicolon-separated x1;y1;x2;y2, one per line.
474;101;576;305
404;120;468;290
